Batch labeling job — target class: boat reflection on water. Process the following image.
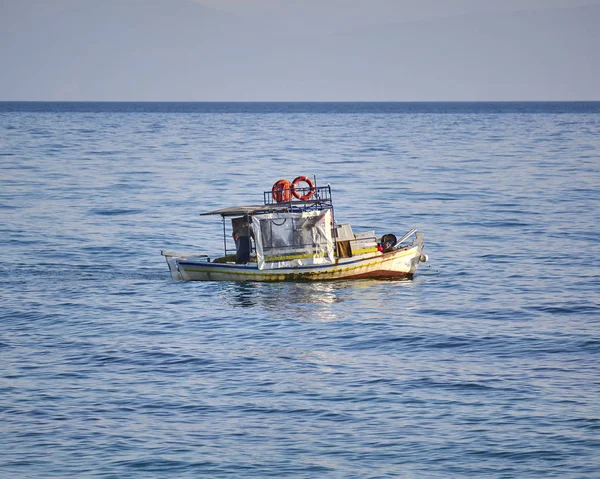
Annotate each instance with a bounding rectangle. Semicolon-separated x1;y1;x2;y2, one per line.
223;281;342;314
222;278;417;322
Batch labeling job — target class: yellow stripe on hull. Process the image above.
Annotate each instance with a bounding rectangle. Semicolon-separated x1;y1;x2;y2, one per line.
171;246;422;282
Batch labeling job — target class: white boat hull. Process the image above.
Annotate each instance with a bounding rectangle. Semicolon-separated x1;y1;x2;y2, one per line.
162;233;426;282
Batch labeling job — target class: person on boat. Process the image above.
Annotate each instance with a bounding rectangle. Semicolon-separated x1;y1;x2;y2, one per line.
231;216;252;264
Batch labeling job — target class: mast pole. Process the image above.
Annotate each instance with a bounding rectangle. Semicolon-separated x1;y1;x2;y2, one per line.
222;216;227;256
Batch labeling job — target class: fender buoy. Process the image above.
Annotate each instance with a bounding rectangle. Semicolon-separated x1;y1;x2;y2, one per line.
291;176;315;201
272;179;292;203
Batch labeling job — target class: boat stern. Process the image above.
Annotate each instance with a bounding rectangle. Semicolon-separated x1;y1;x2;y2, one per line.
161;251;210;281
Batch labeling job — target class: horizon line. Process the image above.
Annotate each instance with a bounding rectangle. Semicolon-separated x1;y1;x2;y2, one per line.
2;100;600;103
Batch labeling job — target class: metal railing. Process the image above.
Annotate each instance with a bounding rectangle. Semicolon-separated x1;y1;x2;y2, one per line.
263;184;333;208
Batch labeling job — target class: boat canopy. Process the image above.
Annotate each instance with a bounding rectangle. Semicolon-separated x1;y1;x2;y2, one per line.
200;184;334;218
252;209;334;270
200;205;290;217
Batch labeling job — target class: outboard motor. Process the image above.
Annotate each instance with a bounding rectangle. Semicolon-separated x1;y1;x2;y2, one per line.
380;234;397;253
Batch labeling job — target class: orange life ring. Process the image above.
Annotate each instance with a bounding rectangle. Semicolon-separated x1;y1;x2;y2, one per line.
272;179;292;203
291;176;315;201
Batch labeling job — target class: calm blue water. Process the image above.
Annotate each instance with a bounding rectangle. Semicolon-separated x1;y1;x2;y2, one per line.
1;102;599;478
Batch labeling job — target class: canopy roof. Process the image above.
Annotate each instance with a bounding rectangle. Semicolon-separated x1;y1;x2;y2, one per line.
200;205;292;217
201;185;334;218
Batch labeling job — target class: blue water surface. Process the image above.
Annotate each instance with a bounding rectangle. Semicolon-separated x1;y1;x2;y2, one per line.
1;102;599;478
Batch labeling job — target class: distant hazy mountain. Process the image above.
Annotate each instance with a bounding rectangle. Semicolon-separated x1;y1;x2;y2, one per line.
0;0;598;100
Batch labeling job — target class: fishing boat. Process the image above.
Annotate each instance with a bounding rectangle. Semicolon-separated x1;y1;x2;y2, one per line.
162;176;427;281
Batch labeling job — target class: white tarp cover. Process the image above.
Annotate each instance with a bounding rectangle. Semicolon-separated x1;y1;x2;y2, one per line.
252;209;334;270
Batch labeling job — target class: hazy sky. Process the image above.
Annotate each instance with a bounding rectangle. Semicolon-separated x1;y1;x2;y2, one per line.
1;0;599;100
196;0;599;27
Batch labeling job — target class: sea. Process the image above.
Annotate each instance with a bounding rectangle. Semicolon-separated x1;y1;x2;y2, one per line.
1;102;599;478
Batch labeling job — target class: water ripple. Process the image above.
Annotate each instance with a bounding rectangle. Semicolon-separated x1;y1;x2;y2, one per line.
1;104;599;478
